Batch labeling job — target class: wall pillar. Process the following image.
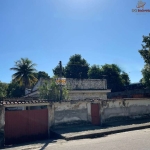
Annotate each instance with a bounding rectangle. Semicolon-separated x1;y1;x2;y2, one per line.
87;102;91;122
47;104;54;138
0;106;5;148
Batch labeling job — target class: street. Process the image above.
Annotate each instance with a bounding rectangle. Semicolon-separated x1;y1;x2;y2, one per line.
6;128;150;150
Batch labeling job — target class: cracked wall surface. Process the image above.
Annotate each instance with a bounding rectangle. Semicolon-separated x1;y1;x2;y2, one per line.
66;79;107;90
53;102;91;125
101;99;150;123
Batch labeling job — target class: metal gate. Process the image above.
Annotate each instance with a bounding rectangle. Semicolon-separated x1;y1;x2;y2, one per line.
5;109;48;145
91;103;100;125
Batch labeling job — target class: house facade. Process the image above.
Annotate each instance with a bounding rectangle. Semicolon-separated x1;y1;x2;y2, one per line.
25;78;111;100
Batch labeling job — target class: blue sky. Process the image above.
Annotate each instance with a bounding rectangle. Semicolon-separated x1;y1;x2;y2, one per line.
0;0;150;83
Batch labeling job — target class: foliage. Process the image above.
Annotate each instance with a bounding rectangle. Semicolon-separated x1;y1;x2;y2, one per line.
33;71;50;80
10;58;37;88
53;65;65;77
65;54;89;79
88;64;130;92
7;81;24;97
120;71;130;86
0;81;8;97
88;65;103;79
140;64;150;88
101;64;122;92
39;77;68;100
139;33;150;88
139;34;150;64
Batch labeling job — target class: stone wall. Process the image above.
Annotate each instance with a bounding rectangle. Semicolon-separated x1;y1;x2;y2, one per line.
52;101;91;126
101;99;150;124
66;79;107;90
0;106;4;148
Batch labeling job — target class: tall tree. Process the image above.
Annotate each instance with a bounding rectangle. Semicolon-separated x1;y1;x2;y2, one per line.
65;54;89;79
7;81;24;97
0;81;8;97
88;65;103;79
140;64;150;88
10;58;37;88
139;33;150;88
53;65;65;77
33;71;50;80
139;33;150;64
120;71;130;86
101;64;130;92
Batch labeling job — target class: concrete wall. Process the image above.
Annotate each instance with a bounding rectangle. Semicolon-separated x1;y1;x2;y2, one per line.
32;78;107;92
48;105;54;127
101;99;150;124
52;101;91;126
26;78;109;99
68;91;108;100
66;79;107;90
107;89;150;99
0;106;4;148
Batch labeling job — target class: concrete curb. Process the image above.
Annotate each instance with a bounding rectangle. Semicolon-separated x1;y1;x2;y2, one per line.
62;123;150;141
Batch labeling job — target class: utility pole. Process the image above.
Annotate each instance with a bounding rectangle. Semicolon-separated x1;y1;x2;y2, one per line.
59;61;62;101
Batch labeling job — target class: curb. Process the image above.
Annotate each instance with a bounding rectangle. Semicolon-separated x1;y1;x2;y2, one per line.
63;123;150;141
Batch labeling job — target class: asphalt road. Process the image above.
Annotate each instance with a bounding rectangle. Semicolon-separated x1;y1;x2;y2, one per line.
6;128;150;150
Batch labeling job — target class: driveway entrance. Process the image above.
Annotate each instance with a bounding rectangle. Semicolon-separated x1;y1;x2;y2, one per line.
5;109;48;145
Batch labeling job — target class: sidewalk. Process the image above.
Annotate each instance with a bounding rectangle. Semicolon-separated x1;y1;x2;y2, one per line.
51;119;150;140
4;119;150;149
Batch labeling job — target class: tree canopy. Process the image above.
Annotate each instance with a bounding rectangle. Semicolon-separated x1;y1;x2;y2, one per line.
65;54;89;79
53;65;65;77
139;34;150;64
7;81;24;97
101;64;123;92
33;71;50;80
52;54;131;92
88;64;130;92
139;33;150;88
0;81;8;97
88;65;103;79
120;71;130;86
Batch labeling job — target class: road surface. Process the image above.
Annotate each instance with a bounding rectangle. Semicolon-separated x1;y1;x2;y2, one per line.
6;128;150;150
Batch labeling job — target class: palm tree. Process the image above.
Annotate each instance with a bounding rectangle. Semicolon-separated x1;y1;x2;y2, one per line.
10;58;37;88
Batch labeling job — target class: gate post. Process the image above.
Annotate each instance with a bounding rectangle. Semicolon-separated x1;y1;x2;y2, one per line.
48;104;54;138
0;106;5;148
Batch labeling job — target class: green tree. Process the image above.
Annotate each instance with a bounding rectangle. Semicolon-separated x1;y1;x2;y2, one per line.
53;65;65;77
139;33;150;88
139;33;150;64
101;64;130;92
7;81;24;97
0;81;8;97
65;54;89;79
39;77;68;100
88;65;103;79
10;58;37;88
140;64;150;88
33;71;50;80
120;71;130;86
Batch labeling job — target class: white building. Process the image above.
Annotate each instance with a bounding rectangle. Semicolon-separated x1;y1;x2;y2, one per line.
25;78;111;100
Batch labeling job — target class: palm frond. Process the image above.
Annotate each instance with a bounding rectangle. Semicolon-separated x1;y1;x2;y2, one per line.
10;58;37;88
